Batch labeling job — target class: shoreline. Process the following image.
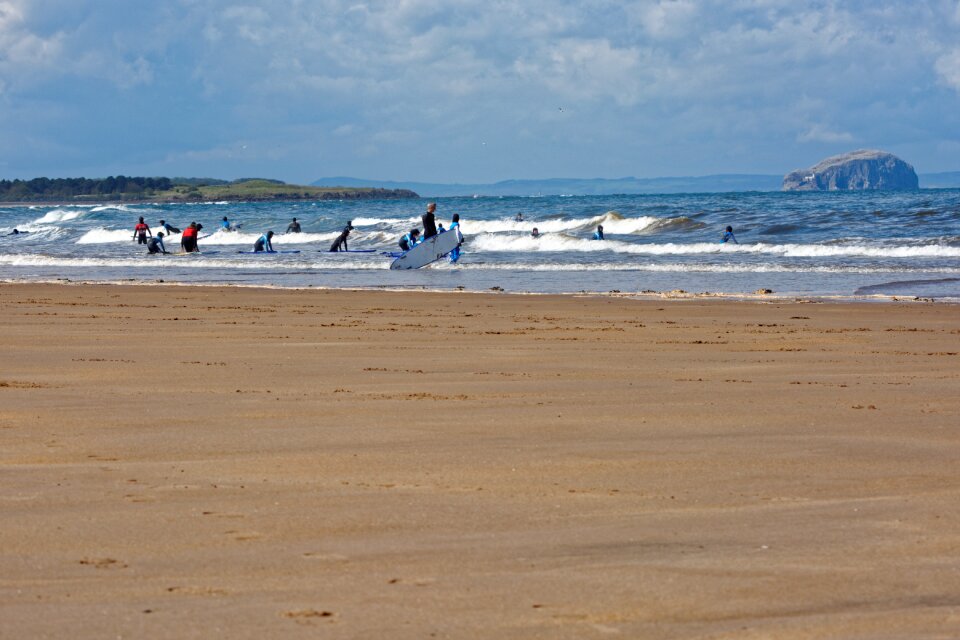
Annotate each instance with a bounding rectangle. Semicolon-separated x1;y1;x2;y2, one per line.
0;275;953;304
0;275;954;304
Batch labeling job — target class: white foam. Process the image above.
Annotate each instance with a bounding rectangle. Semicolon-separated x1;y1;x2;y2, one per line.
76;228;137;244
32;208;87;224
468;234;960;258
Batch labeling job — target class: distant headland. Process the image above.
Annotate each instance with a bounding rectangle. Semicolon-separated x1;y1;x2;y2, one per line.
0;177;419;204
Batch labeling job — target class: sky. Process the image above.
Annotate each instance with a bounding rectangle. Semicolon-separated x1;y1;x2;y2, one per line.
1;0;959;184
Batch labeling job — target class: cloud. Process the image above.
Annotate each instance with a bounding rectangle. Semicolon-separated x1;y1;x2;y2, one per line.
797;124;854;144
935;48;960;91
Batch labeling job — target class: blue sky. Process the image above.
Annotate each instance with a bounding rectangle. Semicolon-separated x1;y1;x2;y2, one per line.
1;0;959;183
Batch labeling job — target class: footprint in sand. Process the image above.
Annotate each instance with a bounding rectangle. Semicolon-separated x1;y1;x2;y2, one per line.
282;609;335;625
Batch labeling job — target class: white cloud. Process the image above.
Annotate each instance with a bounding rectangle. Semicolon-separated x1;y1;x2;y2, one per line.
935;48;960;91
797;124;854;144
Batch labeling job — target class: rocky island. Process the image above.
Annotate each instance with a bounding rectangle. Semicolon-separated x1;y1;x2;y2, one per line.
782;150;919;191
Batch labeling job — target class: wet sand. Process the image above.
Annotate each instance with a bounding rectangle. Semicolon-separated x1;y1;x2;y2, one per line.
1;283;959;638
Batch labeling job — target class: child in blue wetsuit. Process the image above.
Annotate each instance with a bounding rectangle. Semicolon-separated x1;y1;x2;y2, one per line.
721;226;738;244
449;214;462;263
399;228;420;252
593;224;604;240
254;231;275;252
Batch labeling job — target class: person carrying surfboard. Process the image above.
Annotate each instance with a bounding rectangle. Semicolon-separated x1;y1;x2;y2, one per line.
422;203;438;239
133;217;152;245
449;214;462;263
254;231;276;253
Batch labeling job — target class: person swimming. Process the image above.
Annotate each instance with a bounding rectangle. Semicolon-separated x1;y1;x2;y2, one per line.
531;227;540;238
721;225;738;244
6;228;28;235
593;225;604;240
157;219;181;235
287;217;301;233
147;232;168;254
133;217;152;245
515;212;524;222
399;228;420;251
254;231;275;253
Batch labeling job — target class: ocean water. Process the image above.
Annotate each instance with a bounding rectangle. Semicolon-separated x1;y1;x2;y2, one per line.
1;190;959;299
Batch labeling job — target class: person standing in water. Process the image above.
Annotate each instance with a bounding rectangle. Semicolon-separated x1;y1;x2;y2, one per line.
593;225;604;240
421;203;438;239
133;217;152;245
254;231;276;253
287;218;301;233
147;232;168;254
329;221;353;251
449;214;462;263
180;222;199;253
721;226;738;244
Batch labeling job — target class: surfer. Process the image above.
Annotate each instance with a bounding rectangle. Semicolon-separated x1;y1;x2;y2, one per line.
147;232;169;254
221;216;234;231
721;226;738;244
6;228;28;235
437;223;445;233
531;227;540;238
157;219;181;235
593;225;604;240
449;214;462;263
329;222;353;252
399;228;420;252
254;231;276;253
133;217;152;245
181;222;199;253
515;212;524;222
287;217;301;233
422;203;438;239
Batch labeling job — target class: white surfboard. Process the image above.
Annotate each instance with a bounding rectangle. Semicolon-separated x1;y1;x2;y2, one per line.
390;229;463;270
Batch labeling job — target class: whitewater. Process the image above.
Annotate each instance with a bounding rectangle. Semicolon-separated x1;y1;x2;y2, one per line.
1;190;959;298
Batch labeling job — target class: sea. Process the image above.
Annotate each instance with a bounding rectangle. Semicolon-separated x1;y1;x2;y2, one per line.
2;190;959;300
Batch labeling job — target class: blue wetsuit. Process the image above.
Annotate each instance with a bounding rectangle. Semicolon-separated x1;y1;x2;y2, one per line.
593;230;604;240
449;221;461;263
147;236;167;254
721;231;738;244
254;234;274;252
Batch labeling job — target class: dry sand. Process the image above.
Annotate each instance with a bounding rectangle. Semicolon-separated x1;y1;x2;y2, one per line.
1;283;958;639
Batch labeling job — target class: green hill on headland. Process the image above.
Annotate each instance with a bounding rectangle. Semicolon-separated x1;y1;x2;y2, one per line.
0;176;418;203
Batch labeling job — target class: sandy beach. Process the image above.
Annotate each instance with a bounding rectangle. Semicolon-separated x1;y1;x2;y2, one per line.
1;283;958;638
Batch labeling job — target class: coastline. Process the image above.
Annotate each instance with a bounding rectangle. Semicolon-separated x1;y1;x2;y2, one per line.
2;282;959;637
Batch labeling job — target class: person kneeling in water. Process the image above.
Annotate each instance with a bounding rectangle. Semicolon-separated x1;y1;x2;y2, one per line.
254;231;276;253
147;232;169;254
398;228;420;251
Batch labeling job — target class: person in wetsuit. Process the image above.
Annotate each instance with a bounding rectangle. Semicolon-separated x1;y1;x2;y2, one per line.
721;225;738;244
329;221;353;252
133;217;152;244
287;218;301;233
147;232;168;254
254;231;275;253
531;227;540;238
421;203;438;239
180;222;199;252
593;225;604;240
448;214;462;263
7;229;28;235
157;219;181;235
399;228;420;251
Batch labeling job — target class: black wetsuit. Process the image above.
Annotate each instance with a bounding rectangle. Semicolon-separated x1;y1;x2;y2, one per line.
287;221;301;233
147;237;167;254
329;229;350;252
421;211;437;239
